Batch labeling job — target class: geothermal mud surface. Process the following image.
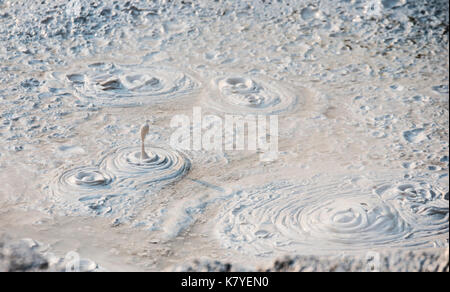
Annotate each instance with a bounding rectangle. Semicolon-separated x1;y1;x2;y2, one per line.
0;0;448;271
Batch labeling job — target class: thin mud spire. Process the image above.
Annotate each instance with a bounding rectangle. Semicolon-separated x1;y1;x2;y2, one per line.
140;121;150;160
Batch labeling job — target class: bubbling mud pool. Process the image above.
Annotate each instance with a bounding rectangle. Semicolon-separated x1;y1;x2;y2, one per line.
216;175;449;256
46;61;199;107
0;0;448;272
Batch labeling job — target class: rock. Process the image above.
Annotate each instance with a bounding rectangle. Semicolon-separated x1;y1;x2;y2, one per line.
171;248;449;272
0;235;49;272
0;234;104;272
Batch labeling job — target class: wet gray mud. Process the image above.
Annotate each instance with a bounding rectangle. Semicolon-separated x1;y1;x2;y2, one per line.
0;0;448;271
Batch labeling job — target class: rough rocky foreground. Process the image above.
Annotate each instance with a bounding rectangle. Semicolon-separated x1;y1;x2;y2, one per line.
0;235;101;272
2;234;448;272
172;249;449;272
0;235;49;272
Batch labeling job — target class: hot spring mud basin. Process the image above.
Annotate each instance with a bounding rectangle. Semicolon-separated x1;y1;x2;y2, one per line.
0;0;448;271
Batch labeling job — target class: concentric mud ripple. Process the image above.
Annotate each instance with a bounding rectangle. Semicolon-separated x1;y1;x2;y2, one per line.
46;145;190;216
376;181;449;238
50;167;113;195
100;146;190;185
206;76;298;114
216;177;448;256
48;62;199;107
48;166;114;210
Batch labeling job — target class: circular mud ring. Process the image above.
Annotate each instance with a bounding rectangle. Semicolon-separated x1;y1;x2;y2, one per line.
100;146;190;185
48;62;199;107
205;75;299;115
48;166;114;209
216;176;449;256
376;181;449;237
